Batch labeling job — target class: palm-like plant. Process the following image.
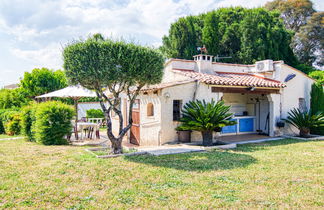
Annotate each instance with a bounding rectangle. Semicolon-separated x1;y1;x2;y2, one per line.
177;99;236;146
285;108;324;137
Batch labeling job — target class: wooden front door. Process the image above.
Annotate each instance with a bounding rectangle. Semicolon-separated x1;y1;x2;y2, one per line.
130;99;140;145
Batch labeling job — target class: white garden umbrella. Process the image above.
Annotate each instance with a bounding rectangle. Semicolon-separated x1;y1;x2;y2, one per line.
36;85;97;123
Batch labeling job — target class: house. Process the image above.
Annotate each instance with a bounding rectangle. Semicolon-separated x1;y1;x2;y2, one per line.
3;83;18;90
113;54;315;146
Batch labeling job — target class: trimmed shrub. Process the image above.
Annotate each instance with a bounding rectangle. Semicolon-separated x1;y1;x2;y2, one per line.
34;101;74;145
0;109;7;134
310;83;324;135
4;114;22;136
0;108;20;135
86;109;104;118
21;103;38;141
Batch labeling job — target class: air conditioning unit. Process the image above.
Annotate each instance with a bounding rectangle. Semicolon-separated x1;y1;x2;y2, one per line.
254;60;274;72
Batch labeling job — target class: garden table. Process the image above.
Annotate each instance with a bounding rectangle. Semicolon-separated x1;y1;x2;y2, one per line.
77;122;99;140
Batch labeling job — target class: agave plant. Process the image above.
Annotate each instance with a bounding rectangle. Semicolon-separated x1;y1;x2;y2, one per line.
285;108;324;137
177;99;236;146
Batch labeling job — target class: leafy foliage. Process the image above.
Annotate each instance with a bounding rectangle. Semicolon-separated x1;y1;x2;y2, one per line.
177;100;236;146
161;7;297;65
264;0;315;32
86;109;104;118
0;88;28;109
309;71;324;85
265;0;322;69
20;103;38;141
0;109;20;134
63;35;164;153
292;12;324;67
310;83;324;135
20;68;68;98
179;100;235;131
4;114;22;136
284;108;324;137
33;101;74;145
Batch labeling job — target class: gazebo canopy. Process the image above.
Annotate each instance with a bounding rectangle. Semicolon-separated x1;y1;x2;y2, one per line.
36;85;96;99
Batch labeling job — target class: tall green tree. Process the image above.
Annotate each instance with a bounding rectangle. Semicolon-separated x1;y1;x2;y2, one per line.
264;0;315;32
20;68;68;98
160;16;203;59
202;11;220;56
264;0;322;69
292;12;324;67
161;7;297;65
310;83;324;135
63;35;164;154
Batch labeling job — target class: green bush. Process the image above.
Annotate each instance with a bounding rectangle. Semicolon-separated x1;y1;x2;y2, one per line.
310;83;324;135
86;109;104;118
4;114;22;136
285;108;324;137
34;101;74;145
21;103;38;141
0;108;20;134
309;71;324;85
0;109;7;134
177;100;236;146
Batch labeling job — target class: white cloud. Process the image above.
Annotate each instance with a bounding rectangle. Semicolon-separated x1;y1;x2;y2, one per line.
10;43;63;69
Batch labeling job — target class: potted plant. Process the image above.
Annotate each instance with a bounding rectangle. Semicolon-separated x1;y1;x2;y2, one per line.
177;99;236;146
284;108;324;138
175;126;191;143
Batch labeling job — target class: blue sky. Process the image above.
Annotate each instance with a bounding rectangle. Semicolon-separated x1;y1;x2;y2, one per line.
0;0;323;87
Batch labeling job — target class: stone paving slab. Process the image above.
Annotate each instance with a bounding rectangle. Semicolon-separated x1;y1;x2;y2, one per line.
142;147;206;156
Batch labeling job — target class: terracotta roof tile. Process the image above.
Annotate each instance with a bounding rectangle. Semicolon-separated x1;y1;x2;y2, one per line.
141;80;195;91
173;69;286;88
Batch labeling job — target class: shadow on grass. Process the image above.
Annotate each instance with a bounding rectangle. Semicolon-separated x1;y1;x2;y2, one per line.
125;150;256;172
233;138;319;152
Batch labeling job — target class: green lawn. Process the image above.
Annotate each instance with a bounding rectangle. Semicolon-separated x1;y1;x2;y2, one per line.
0;139;323;209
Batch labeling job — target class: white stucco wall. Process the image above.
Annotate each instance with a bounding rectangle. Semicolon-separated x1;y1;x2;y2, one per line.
277;64;314;135
138;93;162;146
162;64;191;83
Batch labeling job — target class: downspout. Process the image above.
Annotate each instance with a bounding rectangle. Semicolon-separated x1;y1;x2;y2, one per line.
193;79;200;100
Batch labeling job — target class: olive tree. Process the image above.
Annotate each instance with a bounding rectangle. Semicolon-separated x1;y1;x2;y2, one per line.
63;36;164;153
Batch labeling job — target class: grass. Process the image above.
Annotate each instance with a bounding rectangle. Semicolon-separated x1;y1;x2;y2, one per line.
0;134;23;139
91;148;138;156
0;139;323;209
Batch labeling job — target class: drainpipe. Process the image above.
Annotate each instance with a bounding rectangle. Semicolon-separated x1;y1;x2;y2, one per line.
193;79;199;100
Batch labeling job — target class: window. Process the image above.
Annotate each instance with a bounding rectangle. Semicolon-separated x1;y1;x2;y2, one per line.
299;98;306;112
147;103;154;116
173;100;182;121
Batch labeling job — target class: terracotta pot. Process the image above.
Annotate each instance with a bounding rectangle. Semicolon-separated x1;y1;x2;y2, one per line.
177;130;191;143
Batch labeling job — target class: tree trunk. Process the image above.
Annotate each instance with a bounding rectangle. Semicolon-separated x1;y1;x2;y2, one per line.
202;130;213;146
299;127;310;138
111;139;123;154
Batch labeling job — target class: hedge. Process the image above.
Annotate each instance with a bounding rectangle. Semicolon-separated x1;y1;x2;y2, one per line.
0;108;21;135
310;83;324;135
86;109;104;118
20;103;38;141
4;113;21;135
34;101;74;145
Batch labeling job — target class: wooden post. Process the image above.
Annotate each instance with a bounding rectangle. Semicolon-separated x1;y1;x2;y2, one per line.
74;98;79;140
